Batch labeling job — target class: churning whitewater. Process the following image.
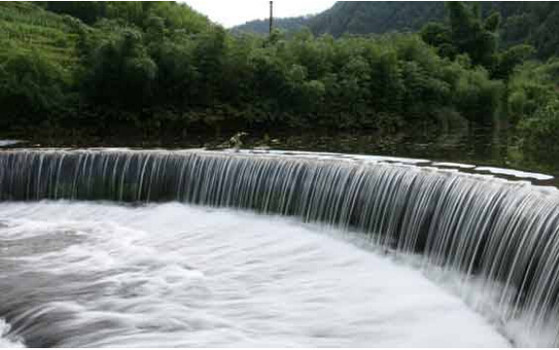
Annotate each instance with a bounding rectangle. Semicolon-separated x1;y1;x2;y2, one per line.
0;202;510;348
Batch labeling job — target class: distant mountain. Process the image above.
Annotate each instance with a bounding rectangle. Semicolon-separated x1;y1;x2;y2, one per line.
233;1;559;58
231;2;445;36
309;2;445;37
231;15;313;35
310;2;559;57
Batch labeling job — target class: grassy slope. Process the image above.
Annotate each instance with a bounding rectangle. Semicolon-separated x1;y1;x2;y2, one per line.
0;1;81;77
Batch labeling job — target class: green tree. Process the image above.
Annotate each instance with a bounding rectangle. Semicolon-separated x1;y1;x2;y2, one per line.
0;51;70;128
83;29;157;109
446;2;498;68
492;44;535;80
519;98;559;151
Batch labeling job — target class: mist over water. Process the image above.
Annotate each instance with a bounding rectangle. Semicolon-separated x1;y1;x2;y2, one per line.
0;202;510;348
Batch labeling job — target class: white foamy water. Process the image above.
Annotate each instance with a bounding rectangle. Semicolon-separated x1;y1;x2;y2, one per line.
0;140;22;148
0;202;510;348
0;319;22;348
475;166;554;181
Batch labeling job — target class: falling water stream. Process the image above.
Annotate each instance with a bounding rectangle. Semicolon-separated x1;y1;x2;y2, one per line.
1;148;559;347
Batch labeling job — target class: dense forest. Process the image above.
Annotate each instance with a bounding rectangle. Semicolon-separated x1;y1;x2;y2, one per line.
0;1;558;153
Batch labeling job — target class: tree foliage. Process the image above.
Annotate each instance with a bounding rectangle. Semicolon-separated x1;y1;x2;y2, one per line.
0;1;557;146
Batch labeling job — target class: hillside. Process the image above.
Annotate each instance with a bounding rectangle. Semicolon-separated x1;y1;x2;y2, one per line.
34;1;211;33
0;1;216;131
231;2;559;59
0;1;82;75
309;2;445;37
232;15;312;35
311;2;559;57
231;2;447;36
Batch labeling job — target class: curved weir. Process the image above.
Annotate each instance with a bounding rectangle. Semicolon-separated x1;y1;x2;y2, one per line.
1;149;559;346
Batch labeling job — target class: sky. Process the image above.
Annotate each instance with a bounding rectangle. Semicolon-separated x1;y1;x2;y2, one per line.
183;0;337;28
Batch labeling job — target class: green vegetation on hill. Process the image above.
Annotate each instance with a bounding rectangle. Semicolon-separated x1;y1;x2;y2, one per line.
0;1;558;155
0;2;84;131
232;16;312;36
310;2;445;37
0;2;80;70
259;2;559;60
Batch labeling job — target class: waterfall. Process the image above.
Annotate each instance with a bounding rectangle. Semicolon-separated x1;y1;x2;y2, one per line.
1;148;559;345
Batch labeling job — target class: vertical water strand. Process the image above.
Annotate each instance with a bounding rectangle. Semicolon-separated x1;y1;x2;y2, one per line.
234;157;251;209
175;153;190;202
500;199;554;311
325;164;353;226
277;160;303;216
135;152;149;201
0;155;4;200
367;166;394;246
118;153;132;202
306;162;329;223
43;152;55;199
338;164;368;231
76;152;90;199
260;159;280;213
422;174;460;265
432;177;474;267
201;156;219;206
483;192;533;302
396;173;430;253
84;152;96;198
450;182;494;272
244;157;261;210
54;153;66;200
526;223;559;337
110;154;122;201
376;167;405;247
387;168;418;247
302;162;324;223
209;155;226;206
513;206;559;318
444;178;496;272
24;152;34;200
241;156;257;209
189;154;205;205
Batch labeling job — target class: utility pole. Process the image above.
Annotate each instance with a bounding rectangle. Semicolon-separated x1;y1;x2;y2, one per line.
269;1;274;35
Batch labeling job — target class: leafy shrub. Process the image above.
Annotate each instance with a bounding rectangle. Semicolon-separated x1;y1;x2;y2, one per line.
518;98;559;151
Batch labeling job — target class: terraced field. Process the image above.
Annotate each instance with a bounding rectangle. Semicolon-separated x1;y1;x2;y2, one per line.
0;2;81;75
